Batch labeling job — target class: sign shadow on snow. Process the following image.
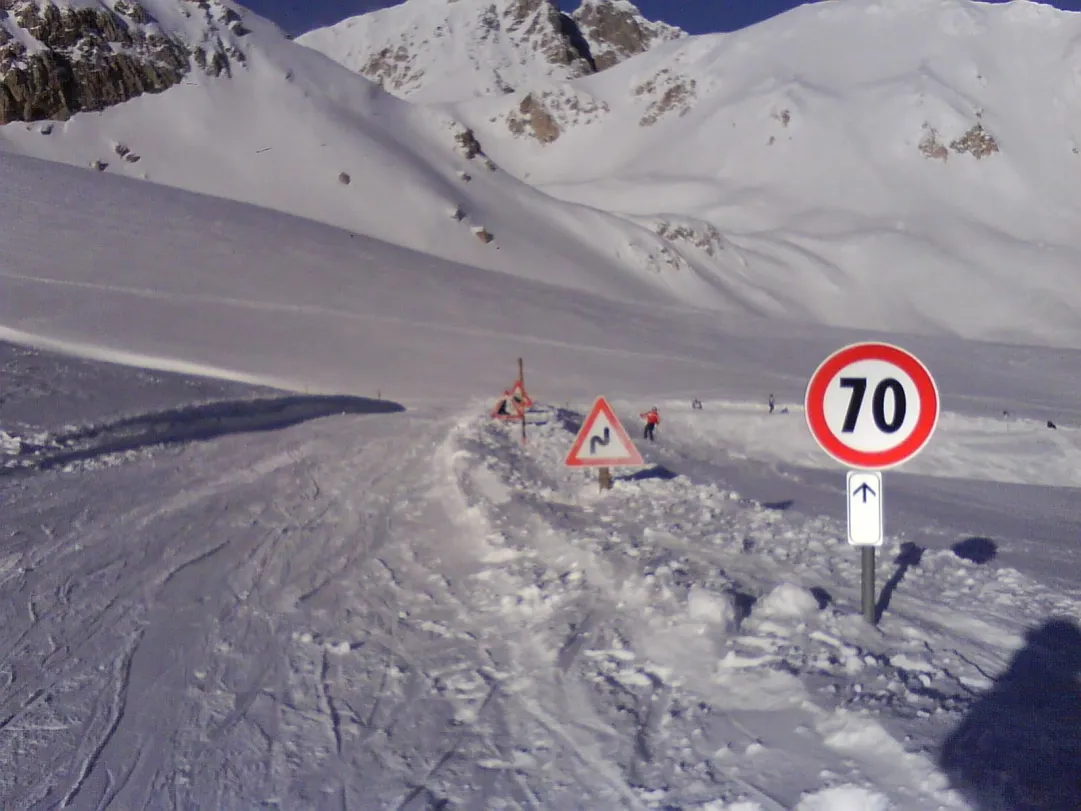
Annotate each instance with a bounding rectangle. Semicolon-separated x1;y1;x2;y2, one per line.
951;537;998;565
556;407;583;436
3;394;405;475
874;541;924;623
809;586;833;610
616;464;678;482
939;617;1081;811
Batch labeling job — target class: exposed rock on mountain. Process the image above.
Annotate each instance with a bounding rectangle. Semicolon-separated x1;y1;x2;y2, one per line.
504;84;609;142
297;0;681;104
633;67;697;126
571;0;684;71
0;0;246;124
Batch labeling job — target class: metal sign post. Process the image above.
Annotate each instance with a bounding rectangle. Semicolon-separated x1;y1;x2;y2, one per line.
806;343;939;626
847;470;884;624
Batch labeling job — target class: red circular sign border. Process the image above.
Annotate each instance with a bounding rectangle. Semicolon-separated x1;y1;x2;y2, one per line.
805;342;939;470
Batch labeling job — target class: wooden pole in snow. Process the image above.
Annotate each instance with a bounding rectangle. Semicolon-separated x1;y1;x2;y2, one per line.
599;467;612;491
519;357;527;446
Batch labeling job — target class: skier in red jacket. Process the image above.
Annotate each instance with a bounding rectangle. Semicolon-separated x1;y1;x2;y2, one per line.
640;407;660;441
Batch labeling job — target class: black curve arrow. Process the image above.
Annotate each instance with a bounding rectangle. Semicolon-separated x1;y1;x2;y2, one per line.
590;427;611;455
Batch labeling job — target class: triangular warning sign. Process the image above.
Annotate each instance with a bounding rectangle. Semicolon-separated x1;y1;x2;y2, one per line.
507;380;533;410
565;396;645;468
491;396;518;420
491;379;533;421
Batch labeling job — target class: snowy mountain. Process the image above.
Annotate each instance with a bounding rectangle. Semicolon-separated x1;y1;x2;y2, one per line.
6;0;1081;349
296;0;684;103
0;0;716;308
438;0;1081;347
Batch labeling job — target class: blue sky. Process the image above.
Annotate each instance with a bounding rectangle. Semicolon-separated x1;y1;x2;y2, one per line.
246;0;1081;37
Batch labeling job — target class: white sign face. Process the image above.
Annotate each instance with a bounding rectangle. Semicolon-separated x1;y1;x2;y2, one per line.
565;397;645;468
806;343;939;470
847;471;883;547
821;359;920;453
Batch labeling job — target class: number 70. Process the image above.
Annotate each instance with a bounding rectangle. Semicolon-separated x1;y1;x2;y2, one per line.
839;377;907;434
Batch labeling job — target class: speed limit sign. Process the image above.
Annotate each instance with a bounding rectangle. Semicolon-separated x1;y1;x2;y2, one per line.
805;342;939;470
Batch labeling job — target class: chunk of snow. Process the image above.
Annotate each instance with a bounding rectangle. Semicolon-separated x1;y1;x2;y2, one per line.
688;586;737;627
0;431;20;454
752;583;820;621
794;785;892;811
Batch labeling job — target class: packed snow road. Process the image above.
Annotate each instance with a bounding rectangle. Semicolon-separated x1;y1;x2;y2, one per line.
0;400;483;809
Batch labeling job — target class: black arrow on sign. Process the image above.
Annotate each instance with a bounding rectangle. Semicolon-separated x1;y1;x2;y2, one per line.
590;428;611;455
852;482;877;503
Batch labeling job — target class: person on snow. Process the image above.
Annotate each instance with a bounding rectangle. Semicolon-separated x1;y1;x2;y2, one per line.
641;407;660;441
768;393;775;414
691;398;703;410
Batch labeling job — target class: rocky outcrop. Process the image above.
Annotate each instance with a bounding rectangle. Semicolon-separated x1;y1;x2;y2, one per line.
300;0;680;103
950;122;999;159
572;0;685;71
919;117;1000;161
505;85;609;143
507;92;562;143
0;0;246;124
655;219;726;257
360;44;422;97
634;68;697;126
505;0;592;76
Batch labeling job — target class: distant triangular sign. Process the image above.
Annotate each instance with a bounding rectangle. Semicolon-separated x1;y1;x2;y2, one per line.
491;379;533;421
508;380;533;409
491;395;524;421
565;397;645;468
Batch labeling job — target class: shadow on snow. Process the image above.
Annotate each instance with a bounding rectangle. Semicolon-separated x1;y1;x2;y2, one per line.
875;541;924;623
952;536;998;565
617;464;678;482
939;616;1081;811
3;394;404;475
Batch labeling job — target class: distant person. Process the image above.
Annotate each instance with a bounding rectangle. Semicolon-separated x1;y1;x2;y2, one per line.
691;398;703;410
768;393;775;414
640;407;660;441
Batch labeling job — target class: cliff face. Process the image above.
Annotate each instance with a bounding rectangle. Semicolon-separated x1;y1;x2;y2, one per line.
297;0;683;104
571;0;684;71
0;0;246;124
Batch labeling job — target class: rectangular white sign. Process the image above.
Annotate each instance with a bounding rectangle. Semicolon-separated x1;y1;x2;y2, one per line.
847;470;883;547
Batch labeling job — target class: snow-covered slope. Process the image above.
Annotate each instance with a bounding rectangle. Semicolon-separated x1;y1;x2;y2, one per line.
446;0;1081;347
296;0;683;103
10;148;1081;412
0;0;723;309
4;136;1081;810
7;0;1081;351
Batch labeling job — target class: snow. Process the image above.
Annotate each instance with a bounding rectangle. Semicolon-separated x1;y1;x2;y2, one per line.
6;195;1079;806
1;0;1081;808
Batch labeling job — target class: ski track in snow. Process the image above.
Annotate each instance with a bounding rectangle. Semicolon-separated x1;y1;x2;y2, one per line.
1;393;1079;809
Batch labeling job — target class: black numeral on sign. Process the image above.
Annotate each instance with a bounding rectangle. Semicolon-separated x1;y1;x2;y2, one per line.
839;377;907;434
872;379;906;432
839;378;867;433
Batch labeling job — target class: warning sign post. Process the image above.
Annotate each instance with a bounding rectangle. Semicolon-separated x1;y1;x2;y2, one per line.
565;397;644;491
491;358;534;446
